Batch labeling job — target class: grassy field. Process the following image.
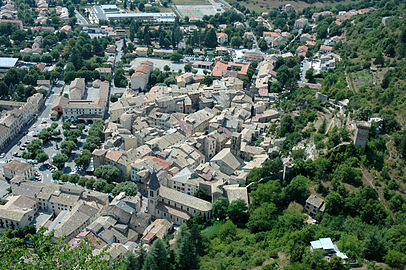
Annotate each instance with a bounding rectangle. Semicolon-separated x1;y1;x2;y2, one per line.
227;0;358;12
172;0;210;5
351;70;373;91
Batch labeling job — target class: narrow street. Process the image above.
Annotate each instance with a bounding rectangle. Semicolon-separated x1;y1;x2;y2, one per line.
75;9;89;25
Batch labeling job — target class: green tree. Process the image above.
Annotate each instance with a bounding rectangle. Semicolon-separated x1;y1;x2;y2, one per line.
316;22;328;39
36;153;49;163
61;174;70;182
258;38;268;51
38;129;51;144
110;95;118;103
52;171;63;180
228;199;248;225
250;180;284;207
170;52;183;62
94;179;108;192
218;220;237;243
384;250;406;268
230;36;242;48
112;181;138;196
125;248;146;270
374;53;384;67
0;228;122;269
74;149;92;170
184;64;192;72
329;256;346;270
86;178;95;189
247;202;277;233
212;197;229;220
363;230;387;261
94;165;121;183
114;68;127;88
305;68;315;83
204;28;217;48
52;153;68;170
176;226;199;270
285;175;310;205
278;115;294;137
143;239;168;270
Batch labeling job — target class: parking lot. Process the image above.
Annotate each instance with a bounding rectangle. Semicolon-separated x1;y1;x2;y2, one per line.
130;57;204;75
0;79;90;184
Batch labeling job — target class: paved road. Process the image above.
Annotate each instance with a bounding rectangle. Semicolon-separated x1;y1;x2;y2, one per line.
218;0;242;15
300;58;311;82
281;29;302;53
75;10;89;25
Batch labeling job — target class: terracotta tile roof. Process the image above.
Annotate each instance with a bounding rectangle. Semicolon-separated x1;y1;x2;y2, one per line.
3;160;32;173
105;150;123;162
211;61;249;77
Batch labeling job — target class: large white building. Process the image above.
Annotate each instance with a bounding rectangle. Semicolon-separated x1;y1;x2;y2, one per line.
3;160;35;181
0;195;38;230
63;82;109;122
94;5;176;22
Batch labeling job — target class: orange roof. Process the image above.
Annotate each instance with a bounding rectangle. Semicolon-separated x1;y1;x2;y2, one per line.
144;156;172;170
306;41;316;46
211;61;249;77
132;71;148;79
105;150;123;162
193;75;204;81
296;45;308;52
216;32;228;37
320;45;333;51
136;65;151;74
263;32;280;37
136;47;148;51
142;232;157;242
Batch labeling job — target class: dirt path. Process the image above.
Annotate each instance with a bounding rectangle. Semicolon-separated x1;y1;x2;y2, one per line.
345;70;356;92
361;166;393;216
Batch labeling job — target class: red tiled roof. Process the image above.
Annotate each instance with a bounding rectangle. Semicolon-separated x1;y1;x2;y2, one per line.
105;150;123;162
320;45;333;51
211;61;249;77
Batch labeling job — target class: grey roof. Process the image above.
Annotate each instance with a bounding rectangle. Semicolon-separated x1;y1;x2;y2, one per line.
306;195;324;208
171;167;194;184
0;57;18;68
160;186;212;212
148;170;160;190
110;200;136;214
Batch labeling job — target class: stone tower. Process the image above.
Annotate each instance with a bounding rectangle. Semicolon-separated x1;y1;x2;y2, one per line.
354;121;371;150
147;170;160;216
231;132;242;156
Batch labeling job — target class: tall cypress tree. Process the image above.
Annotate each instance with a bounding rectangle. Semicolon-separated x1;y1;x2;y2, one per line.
176;226;199;270
204;28;217;48
143;239;168;270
